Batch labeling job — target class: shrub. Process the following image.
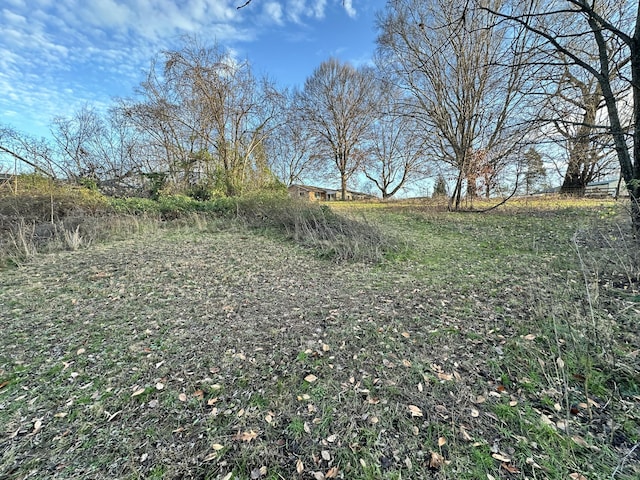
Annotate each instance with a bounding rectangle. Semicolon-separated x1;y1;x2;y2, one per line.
107;195;237;219
235;193;397;263
0;174;109;223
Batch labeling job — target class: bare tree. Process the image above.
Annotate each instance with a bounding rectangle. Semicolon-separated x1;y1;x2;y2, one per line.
535;49;622;195
377;0;538;209
297;58;378;200
123;38;280;197
265;88;319;186
480;0;640;231
51;105;105;180
362;79;430;199
0;125;60;178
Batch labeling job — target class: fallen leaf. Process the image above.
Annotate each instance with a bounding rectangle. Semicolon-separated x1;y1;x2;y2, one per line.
470;408;480;418
460;426;473;441
178;393;187;402
408;405;423;417
76;348;86;355
437;372;453;381
304;374;318;383
32;419;43;434
359;458;367;468
265;414;273;424
238;408;245;417
194;389;204;399
132;388;146;397
491;453;511;462
438;437;447;447
312;472;325;480
321;450;331;461
523;334;536;341
326;434;338;443
502;462;519;473
148;399;159;408
325;467;339;478
54;412;67;418
251;467;267;479
296;458;304;474
569;473;587;480
417;382;423;392
235;429;258;442
540;414;556;428
322;343;330;352
401;331;410;338
402;359;412;367
212;443;224;451
557;357;565;369
203;452;217;462
107;410;122;421
221;473;233;480
429;451;445;469
571;435;589;448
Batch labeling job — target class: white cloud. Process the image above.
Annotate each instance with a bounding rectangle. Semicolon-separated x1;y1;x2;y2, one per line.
82;0;132;28
343;0;356;18
264;1;284;24
311;0;327;19
0;0;369;139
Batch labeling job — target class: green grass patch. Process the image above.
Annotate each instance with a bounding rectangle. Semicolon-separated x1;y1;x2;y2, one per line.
0;197;638;479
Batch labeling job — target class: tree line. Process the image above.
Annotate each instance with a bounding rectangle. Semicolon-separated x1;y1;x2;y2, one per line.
1;0;638;225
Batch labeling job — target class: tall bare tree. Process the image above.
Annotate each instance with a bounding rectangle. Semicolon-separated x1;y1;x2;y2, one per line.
297;58;378;200
265;88;318;186
123;38;280;196
377;0;538;209
362;79;430;199
480;0;640;231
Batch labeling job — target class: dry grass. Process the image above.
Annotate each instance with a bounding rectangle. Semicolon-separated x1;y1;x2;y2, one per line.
0;199;638;479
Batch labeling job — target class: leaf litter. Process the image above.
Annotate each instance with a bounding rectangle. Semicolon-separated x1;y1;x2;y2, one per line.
0;214;638;479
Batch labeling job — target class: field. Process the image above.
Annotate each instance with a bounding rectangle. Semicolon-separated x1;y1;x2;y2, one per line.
1;197;639;479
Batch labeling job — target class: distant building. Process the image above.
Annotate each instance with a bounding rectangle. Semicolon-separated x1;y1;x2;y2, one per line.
585;178;627;197
288;184;377;201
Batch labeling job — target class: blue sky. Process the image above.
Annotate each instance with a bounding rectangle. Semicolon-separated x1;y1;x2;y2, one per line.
1;0;385;139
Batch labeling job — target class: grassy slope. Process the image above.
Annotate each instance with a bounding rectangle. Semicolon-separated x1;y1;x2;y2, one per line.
1;199;638;479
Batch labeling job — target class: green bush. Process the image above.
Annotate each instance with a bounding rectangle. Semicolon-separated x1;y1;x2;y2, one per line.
108;195;237;219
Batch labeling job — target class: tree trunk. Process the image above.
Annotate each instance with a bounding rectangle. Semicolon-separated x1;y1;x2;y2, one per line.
341;175;347;201
560;161;586;196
